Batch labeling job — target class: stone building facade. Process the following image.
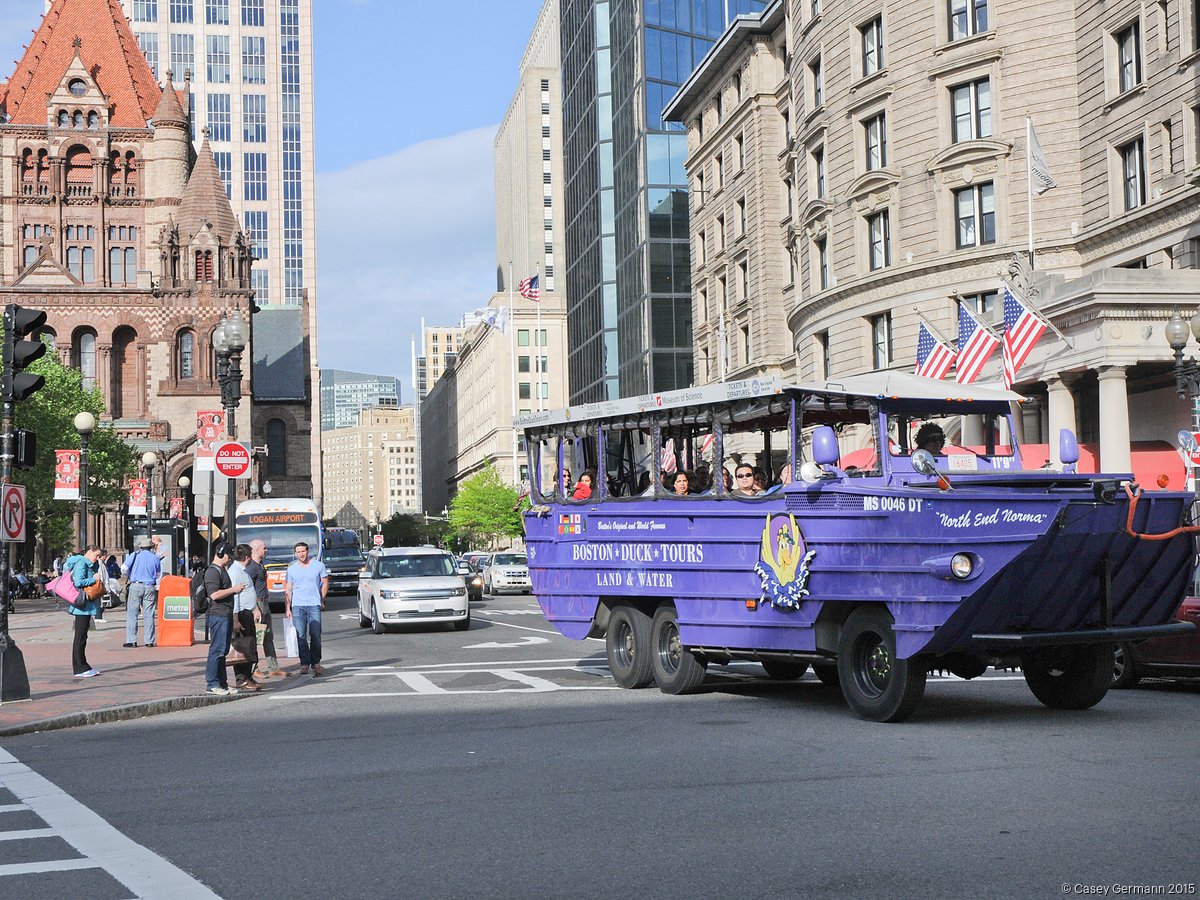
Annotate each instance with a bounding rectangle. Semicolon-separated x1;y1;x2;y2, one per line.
668;0;1200;471
322;405;418;533
0;0;256;549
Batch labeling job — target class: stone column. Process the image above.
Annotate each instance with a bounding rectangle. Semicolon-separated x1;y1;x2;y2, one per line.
1046;375;1078;467
97;344;112;417
136;342;149;418
1097;365;1132;474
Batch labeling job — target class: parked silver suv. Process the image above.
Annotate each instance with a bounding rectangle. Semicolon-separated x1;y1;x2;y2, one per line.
483;552;530;595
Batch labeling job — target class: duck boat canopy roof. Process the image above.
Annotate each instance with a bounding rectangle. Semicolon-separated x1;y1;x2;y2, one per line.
515;372;1023;433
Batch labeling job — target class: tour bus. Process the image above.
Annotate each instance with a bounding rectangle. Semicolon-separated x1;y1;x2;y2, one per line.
234;498;323;608
516;373;1197;722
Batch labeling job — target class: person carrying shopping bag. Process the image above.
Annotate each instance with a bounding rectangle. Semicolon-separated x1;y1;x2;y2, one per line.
65;546;104;678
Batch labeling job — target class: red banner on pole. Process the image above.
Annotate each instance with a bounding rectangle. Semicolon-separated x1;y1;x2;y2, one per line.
55;449;80;500
128;479;148;515
169;497;184;519
195;409;226;471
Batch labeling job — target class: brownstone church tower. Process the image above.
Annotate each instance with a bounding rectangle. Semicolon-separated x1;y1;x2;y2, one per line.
0;0;255;549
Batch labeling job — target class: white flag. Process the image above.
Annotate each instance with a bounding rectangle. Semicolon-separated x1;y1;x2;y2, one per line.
1028;121;1056;195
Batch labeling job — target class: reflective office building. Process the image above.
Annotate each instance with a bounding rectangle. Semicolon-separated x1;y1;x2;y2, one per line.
561;0;766;402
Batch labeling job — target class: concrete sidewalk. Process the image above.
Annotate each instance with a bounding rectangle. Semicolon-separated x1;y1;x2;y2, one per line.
0;595;294;737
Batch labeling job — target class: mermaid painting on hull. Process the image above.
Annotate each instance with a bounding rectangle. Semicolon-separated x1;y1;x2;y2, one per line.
754;513;816;610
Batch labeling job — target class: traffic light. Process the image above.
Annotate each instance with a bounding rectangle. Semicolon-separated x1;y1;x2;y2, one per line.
2;304;47;403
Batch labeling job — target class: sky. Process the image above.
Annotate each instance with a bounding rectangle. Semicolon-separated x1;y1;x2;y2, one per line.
0;0;547;400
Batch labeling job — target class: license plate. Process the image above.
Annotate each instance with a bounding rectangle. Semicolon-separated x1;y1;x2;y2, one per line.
419;601;435;613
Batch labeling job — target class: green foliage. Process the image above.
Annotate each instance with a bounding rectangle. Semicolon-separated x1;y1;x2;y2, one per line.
379;513;450;549
448;463;524;549
11;352;136;556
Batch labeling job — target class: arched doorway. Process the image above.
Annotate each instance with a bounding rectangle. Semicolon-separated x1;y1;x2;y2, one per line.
111;326;139;418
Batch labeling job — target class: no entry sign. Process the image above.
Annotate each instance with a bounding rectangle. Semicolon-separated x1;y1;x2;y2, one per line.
1;484;26;543
373;534;384;547
213;441;252;479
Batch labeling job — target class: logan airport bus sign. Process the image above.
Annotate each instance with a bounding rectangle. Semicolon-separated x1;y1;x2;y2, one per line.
213;441;252;479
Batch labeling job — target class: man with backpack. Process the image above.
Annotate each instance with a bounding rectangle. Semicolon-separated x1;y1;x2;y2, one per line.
201;543;250;695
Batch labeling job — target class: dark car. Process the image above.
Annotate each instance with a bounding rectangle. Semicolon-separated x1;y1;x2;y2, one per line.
458;559;484;602
324;528;365;595
1112;596;1200;687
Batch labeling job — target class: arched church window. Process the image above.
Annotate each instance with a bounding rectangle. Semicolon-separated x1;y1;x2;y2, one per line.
73;329;97;390
178;330;196;379
87;111;98;129
266;419;287;475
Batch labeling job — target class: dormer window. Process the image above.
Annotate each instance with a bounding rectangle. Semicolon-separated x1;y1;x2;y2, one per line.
68;79;87;97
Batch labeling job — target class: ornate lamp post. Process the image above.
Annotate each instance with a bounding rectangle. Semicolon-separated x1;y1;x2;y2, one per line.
1166;310;1200;526
178;475;191;575
141;450;158;544
214;309;248;542
74;411;96;549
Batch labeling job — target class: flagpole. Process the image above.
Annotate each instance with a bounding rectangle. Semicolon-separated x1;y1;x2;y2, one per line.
535;264;543;412
1026;115;1035;270
509;260;519;485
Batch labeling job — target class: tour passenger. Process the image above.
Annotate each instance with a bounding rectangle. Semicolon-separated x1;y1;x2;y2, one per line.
672;471;692;496
732;464;760;496
752;467;769;493
572;469;596;501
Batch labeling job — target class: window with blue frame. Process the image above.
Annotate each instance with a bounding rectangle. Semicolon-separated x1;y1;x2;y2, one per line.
243;152;267;200
205;0;229;25
244;211;268;257
213;151;232;198
242;36;266;84
169;33;194;80
169;0;193;24
207;94;231;141
242;94;267;141
133;0;157;22
242;0;265;27
136;32;159;80
206;35;230;83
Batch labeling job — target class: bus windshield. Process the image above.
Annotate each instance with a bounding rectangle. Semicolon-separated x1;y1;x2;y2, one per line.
235;524;321;566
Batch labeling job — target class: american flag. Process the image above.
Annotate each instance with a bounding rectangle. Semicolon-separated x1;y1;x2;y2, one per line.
700;433;715;458
1002;285;1048;388
659;438;677;474
519;273;541;301
956;303;1001;384
915;319;957;380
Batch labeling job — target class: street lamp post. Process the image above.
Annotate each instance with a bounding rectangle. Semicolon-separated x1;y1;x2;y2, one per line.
141;450;158;545
178;475;191;575
74;411;96;550
213;310;248;545
1166;310;1200;527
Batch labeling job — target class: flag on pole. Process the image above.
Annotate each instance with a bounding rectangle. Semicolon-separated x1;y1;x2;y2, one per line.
700;433;715;458
956;303;1001;384
519;274;541;301
915;318;957;380
1028;121;1056;195
1002;285;1049;388
481;306;508;333
659;438;677;474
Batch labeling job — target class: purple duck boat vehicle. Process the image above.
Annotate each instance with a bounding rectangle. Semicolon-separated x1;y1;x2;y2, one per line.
517;372;1197;722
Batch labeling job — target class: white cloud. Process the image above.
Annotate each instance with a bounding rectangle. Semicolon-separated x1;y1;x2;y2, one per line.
315;126;499;392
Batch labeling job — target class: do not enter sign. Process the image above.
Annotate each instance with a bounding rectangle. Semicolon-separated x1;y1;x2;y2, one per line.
373;534;384;547
214;441;252;479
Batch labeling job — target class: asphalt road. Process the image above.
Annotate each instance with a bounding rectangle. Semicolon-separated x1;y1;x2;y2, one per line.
2;589;1198;900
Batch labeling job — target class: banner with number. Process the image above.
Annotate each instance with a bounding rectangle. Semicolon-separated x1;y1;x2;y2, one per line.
195;409;226;471
54;449;80;500
169;497;184;519
128;479;148;515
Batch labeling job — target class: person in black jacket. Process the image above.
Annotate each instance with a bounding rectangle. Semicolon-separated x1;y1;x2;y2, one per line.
202;543;249;695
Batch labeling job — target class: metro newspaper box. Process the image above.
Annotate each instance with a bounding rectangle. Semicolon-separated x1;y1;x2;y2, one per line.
156;574;194;646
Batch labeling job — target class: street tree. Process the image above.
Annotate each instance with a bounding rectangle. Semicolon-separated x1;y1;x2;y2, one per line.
379;512;449;549
12;352;136;564
447;463;523;549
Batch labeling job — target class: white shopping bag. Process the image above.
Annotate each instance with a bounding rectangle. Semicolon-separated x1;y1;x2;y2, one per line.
282;617;299;658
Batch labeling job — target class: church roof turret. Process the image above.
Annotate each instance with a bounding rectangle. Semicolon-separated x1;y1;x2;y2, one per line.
0;0;161;128
177;133;241;244
151;69;187;128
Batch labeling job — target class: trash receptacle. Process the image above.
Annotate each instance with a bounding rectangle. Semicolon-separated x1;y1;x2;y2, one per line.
156;574;194;647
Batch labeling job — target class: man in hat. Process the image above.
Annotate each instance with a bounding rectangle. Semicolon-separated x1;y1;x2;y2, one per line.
121;535;162;647
203;543;250;695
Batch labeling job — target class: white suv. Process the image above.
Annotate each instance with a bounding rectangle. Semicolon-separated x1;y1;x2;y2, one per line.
484;552;531;595
357;547;469;634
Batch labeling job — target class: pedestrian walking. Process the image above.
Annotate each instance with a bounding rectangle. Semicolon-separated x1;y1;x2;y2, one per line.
246;539;286;678
65;546;103;678
203;543;250;695
284;541;328;676
228;544;262;691
121;535;161;647
51;555;62;577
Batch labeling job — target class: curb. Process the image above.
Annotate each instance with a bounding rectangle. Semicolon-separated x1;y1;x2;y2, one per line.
0;692;248;738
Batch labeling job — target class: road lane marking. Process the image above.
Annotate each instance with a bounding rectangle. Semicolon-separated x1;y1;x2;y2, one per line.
0;747;219;898
0;827;56;841
482;618;606;643
345;656;605;670
0;804;28;814
463;636;551;649
395;672;449;694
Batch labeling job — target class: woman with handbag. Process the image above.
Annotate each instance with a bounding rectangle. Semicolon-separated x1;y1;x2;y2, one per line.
65;546;105;678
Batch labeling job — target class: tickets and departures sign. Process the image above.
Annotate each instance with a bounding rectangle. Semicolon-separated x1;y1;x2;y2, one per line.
54;449;80;500
194;409;226;471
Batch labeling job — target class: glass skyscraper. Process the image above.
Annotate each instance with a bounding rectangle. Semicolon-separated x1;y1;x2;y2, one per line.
562;0;765;402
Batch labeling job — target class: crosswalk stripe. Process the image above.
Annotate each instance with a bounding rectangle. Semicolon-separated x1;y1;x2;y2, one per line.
0;804;28;814
0;747;220;899
0;827;56;841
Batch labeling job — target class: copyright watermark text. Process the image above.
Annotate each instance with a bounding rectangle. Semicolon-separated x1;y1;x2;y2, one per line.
1062;886;1195;896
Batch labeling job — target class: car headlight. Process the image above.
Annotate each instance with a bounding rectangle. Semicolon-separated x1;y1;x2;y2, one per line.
451;587;466;596
950;553;973;580
470;576;483;586
380;590;402;599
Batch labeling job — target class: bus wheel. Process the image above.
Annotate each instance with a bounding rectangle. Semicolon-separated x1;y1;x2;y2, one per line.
1021;644;1112;710
1111;643;1141;689
650;606;707;695
606;606;653;689
761;659;809;680
837;607;926;723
